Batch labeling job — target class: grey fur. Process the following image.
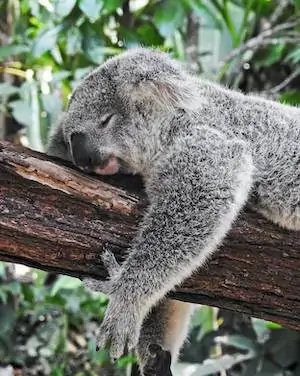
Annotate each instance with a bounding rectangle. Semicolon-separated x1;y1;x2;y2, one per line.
46;48;300;374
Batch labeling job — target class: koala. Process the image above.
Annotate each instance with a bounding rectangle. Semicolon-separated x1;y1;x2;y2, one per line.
47;48;300;375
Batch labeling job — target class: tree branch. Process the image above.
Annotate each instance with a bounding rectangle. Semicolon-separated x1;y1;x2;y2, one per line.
0;141;299;330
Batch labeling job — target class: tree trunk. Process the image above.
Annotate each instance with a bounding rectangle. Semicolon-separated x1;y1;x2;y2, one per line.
0;141;299;330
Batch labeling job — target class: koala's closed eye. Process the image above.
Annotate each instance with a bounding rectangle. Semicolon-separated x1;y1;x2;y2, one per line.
99;113;115;128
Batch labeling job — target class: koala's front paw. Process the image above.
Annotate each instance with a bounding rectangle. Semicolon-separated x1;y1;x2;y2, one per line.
143;344;173;376
83;249;121;295
84;250;142;359
96;298;141;359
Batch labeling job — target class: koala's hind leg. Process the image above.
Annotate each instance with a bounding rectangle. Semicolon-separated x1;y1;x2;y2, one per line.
137;299;194;376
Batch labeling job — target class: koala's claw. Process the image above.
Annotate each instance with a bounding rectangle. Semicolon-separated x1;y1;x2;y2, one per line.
95;303;140;359
143;344;173;376
83;250;121;295
102;249;121;276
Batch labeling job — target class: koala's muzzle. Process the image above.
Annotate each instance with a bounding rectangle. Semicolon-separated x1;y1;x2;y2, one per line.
70;132;119;175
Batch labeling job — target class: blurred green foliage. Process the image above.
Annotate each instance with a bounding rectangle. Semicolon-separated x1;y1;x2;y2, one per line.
1;0;300;375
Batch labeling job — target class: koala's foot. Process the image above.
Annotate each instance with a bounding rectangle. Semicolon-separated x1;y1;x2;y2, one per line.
143;344;173;376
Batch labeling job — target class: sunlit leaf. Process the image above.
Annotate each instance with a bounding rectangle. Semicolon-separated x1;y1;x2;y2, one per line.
51;276;82;296
153;1;185;38
285;46;300;64
295;0;300;11
185;0;224;29
79;0;103;20
280;91;300;106
88;338;110;363
265;321;282;330
136;24;164;46
0;263;6;278
251;317;270;343
9;100;32;127
51;45;64;65
191;306;215;341
116;353;137;368
82;26;105;63
0;83;20;97
66;27;83;56
41;93;63;123
32;25;62;57
174;351;256;376
215;334;258;352
0;45;29;62
103;0;123;13
53;0;77;18
28;0;40;17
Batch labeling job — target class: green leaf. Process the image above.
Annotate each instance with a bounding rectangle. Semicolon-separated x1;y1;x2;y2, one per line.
66;27;83;56
191;306;215;341
285;47;300;64
0;45;29;62
0;301;17;334
265;321;282;329
251;317;270;343
0;83;20;97
0;263;6;278
280;91;300;106
103;0;123;13
174;351;256;376
28;0;40;17
215;334;258;352
0;290;8;304
258;44;285;68
51;276;82;296
53;0;77;18
116;353;137;368
79;0;103;20
82;26;105;63
41;93;63;123
153;1;186;38
295;0;300;11
9;100;32;127
184;0;223;30
51;45;64;65
136;24;164;46
88;338;110;363
52;70;72;82
32;25;62;57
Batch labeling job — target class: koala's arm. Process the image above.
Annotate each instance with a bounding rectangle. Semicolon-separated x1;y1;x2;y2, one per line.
89;128;254;359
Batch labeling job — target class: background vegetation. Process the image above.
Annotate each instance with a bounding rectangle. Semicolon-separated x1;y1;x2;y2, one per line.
1;0;300;375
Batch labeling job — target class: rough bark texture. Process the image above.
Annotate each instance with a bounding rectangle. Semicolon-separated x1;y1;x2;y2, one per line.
0;141;299;330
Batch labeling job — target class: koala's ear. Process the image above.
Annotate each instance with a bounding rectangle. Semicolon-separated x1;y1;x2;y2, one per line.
126;72;201;112
46;114;70;161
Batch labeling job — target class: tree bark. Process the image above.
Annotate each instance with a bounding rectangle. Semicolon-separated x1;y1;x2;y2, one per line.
0;141;299;330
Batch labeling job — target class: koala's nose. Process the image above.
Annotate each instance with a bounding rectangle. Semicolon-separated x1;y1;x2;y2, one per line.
70;132;98;170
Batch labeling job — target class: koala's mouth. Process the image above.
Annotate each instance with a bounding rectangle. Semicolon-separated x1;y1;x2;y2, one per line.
93;156;120;175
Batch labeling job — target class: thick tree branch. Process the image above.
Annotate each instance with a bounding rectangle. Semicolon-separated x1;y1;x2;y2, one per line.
0;141;299;330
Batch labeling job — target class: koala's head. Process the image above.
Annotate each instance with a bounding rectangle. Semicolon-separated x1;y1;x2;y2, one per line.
47;48;200;176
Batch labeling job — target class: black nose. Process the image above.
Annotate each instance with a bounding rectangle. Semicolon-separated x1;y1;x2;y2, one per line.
70;132;98;170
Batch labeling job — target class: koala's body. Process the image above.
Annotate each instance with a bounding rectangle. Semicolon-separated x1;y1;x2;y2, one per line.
47;48;300;375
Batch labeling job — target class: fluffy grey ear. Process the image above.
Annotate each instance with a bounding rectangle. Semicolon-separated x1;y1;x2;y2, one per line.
46;114;70;161
132;77;197;110
115;48;205;112
130;75;202;112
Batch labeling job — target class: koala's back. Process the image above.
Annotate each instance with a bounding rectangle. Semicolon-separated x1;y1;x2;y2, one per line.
197;81;300;230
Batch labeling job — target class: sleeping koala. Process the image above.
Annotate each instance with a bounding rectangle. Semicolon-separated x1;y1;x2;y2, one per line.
47;47;300;375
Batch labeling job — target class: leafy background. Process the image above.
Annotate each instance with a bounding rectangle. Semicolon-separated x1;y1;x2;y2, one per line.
1;0;300;375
